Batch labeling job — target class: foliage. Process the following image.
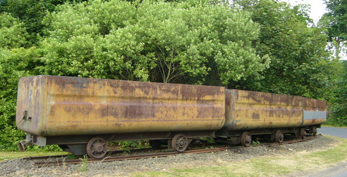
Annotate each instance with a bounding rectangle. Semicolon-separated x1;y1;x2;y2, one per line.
0;0;89;45
320;0;347;126
118;140;149;150
0;0;54;45
0;13;28;49
26;145;63;152
38;0;138;79
321;0;347;41
0;47;42;150
232;0;338;99
327;61;347;126
79;155;88;171
38;0;268;84
319;0;347;59
0;21;41;150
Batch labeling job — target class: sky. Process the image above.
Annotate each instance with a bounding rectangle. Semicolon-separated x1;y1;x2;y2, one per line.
280;0;327;24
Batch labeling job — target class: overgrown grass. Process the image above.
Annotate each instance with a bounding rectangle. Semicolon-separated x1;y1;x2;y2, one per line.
304;137;347;164
132;136;347;177
0;151;68;161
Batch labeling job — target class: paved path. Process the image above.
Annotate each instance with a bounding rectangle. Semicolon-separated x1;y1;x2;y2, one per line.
318;127;347;139
309;127;347;177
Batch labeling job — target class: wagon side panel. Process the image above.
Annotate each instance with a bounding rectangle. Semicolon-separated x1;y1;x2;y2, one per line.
23;76;225;136
224;89;303;131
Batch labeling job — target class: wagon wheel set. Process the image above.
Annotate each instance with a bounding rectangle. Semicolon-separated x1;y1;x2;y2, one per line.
85;134;192;158
240;130;285;147
85;127;317;158
240;126;317;147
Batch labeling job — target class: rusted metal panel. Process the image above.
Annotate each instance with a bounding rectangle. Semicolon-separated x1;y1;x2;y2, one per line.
223;89;326;131
301;98;327;126
16;76;47;136
16;75;225;136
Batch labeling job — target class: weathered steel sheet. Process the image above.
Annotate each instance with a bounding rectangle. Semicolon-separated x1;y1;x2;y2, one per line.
301;98;327;126
16;75;225;136
222;89;327;131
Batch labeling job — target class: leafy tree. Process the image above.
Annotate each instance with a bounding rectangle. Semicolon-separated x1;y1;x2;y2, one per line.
39;0;269;84
232;0;338;99
38;0;139;79
0;0;89;45
0;13;42;150
319;0;347;126
320;0;347;59
328;61;347;126
0;48;42;150
0;13;28;49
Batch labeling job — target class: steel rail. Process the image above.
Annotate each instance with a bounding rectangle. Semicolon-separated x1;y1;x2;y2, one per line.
31;135;319;167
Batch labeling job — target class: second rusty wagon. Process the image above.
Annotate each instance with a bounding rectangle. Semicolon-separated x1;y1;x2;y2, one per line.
216;89;326;146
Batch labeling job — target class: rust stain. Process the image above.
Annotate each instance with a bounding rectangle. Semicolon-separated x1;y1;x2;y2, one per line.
252;113;260;120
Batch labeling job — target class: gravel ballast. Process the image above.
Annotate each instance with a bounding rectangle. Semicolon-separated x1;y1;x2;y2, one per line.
0;135;339;177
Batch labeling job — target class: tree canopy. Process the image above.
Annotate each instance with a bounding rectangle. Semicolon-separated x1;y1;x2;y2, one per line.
232;0;339;99
329;61;347;125
38;0;269;84
319;0;347;126
0;13;28;49
322;0;347;42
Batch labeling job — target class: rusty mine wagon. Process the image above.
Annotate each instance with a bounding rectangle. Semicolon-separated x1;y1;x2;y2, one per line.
16;75;327;158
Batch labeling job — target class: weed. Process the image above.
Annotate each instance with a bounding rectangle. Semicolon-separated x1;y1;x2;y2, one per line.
67;154;77;159
80;155;88;172
251;141;261;145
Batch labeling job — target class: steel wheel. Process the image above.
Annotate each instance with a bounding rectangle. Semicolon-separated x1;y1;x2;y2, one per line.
86;137;107;159
275;130;284;143
171;134;189;152
240;132;252;147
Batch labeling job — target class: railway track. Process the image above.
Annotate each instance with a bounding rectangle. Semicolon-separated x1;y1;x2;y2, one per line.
28;135;318;167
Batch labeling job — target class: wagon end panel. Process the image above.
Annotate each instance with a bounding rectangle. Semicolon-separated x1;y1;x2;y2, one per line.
301;98;327;126
16;75;48;136
223;89;303;131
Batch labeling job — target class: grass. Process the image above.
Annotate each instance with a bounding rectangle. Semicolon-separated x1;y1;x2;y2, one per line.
1;136;347;176
132;136;347;177
322;124;347;128
304;137;347;164
0;151;68;161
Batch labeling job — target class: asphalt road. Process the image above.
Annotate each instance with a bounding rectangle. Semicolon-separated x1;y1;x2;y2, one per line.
309;127;347;177
318;127;347;139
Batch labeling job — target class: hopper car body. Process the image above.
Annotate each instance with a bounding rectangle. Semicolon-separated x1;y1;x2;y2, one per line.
16;75;326;158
